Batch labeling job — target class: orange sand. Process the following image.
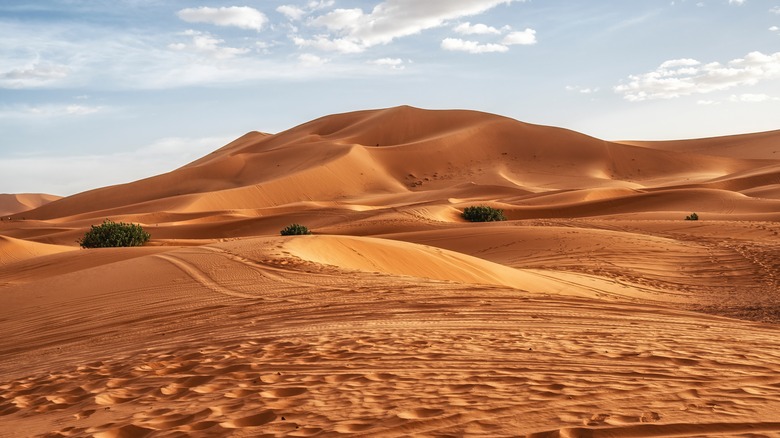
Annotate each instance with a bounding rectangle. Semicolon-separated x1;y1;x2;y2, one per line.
1;106;779;437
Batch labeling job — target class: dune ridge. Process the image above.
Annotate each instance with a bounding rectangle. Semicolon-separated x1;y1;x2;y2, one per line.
0;193;60;216
1;106;780;436
17;106;775;226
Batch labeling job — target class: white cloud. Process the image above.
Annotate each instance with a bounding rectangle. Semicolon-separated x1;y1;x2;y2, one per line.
502;28;537;45
168;30;250;59
308;0;335;10
177;6;268;31
565;85;599;94
441;38;508;54
728;0;745;4
292;35;364;53
771;6;780;14
0;63;70;89
771;26;779;32
298;53;328;67
368;57;405;69
615;51;780;101
454;22;503;35
304;0;521;53
65;105;103;116
277;5;306;21
659;58;699;68
697;99;719;105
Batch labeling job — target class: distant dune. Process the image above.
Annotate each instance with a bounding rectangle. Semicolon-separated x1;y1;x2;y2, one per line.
2;106;780;436
0;193;60;216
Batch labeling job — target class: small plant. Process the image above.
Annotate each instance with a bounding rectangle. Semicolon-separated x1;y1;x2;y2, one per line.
685;212;699;221
462;205;506;222
280;223;311;236
78;219;150;248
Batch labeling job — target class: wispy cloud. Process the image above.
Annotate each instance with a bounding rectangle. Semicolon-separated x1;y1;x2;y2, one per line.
297;0;523;53
0;103;107;119
277;5;307;21
298;53;328;67
615;51;780;101
453;22;504;35
0;1;538;90
0;63;70;89
168;30;250;59
176;6;268;31
441;38;508;54
368;57;406;70
566;85;599;94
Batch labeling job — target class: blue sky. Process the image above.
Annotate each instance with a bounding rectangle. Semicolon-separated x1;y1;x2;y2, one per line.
1;0;779;196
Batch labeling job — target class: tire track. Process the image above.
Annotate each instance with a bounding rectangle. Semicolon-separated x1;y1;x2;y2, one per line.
155;253;262;300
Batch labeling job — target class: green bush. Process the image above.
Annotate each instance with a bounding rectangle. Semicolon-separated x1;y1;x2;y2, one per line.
462;205;506;222
78;220;150;248
280;224;311;236
685;212;699;221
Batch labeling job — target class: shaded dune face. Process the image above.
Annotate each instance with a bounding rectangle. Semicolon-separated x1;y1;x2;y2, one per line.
2;106;780;437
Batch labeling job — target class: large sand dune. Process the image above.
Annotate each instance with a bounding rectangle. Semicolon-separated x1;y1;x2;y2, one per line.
1;106;780;436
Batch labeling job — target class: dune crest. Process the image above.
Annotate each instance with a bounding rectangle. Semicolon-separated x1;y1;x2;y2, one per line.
0;235;76;265
19;106;777;225
0;193;61;216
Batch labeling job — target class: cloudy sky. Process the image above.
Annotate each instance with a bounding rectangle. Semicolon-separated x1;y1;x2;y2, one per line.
1;0;779;196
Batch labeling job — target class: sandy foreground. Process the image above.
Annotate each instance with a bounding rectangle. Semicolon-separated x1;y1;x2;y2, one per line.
1;106;780;437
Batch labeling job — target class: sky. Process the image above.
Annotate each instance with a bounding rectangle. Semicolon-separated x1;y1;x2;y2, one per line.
1;0;779;196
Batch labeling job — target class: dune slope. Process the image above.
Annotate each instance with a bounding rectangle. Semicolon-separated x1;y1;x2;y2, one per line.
0;193;60;216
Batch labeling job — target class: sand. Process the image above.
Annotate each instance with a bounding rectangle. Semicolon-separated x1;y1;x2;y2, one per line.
1;106;779;437
0;193;61;217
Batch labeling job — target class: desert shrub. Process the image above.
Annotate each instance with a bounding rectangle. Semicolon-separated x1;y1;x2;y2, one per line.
685;212;699;221
280;223;311;236
78;219;150;248
462;205;507;222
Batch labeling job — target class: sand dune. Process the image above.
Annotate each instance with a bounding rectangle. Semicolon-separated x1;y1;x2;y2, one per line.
0;235;76;266
0;193;60;216
620;128;780;159
18;106;768;223
2;106;780;436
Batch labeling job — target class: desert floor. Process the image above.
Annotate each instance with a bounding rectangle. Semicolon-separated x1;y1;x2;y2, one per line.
1;107;779;437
